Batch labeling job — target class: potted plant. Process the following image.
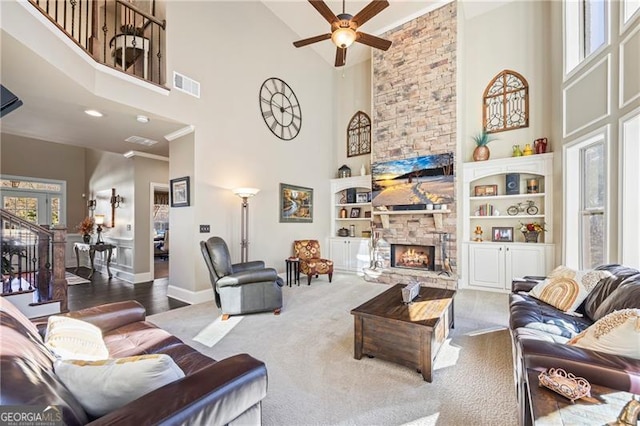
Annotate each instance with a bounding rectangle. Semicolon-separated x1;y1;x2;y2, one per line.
76;216;95;243
472;131;497;161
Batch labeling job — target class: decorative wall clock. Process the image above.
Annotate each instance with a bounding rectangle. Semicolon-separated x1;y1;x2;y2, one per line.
259;77;302;141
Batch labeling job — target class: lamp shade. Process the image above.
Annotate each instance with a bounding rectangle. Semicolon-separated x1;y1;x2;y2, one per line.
232;188;260;198
331;27;356;48
94;215;105;225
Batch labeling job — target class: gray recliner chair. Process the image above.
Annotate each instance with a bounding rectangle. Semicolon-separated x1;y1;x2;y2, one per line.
200;236;283;319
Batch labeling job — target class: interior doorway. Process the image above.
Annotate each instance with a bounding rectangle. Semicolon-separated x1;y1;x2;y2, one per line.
150;182;169;280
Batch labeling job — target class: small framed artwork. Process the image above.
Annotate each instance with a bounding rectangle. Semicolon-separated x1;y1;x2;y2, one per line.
364;211;371;218
474;184;498;197
356;192;369;203
492;227;514;242
280;183;313;223
350;207;361;218
170;176;190;207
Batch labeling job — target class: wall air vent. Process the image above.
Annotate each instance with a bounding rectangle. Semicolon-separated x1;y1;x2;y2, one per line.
173;71;200;98
125;136;158;146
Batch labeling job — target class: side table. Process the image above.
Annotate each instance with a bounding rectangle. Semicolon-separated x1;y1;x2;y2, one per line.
285;257;300;287
74;243;115;279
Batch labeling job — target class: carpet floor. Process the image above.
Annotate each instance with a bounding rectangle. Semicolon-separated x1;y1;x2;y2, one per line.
148;274;518;426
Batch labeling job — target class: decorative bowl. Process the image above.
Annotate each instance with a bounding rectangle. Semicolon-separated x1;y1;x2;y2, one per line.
538;368;591;402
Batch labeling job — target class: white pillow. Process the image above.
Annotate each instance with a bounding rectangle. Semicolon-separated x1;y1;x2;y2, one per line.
567;309;640;359
529;268;612;313
45;316;109;361
55;354;185;417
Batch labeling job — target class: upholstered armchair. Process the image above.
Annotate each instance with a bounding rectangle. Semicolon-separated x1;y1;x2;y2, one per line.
293;240;334;286
200;237;283;319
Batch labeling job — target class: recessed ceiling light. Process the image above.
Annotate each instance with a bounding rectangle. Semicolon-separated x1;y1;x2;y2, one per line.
125;135;158;146
84;109;103;117
136;115;149;123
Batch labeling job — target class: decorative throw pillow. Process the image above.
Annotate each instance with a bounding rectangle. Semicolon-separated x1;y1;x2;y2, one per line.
45;316;109;361
567;309;640;359
54;354;185;417
529;268;612;313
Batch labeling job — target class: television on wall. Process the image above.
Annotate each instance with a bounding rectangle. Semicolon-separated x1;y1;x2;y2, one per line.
371;152;454;209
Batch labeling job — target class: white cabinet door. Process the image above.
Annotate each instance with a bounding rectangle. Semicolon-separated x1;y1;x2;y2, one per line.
468;244;505;289
329;238;349;271
348;239;370;273
506;244;547;285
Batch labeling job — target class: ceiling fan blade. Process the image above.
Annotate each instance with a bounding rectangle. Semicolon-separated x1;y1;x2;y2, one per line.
335;47;347;67
351;0;389;27
293;33;332;48
356;32;392;51
309;0;339;24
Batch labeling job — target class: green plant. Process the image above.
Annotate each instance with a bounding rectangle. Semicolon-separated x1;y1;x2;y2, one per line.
472;131;497;147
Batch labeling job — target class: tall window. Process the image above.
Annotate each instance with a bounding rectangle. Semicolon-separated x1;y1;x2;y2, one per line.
0;176;65;227
621;111;640;268
565;131;608;269
565;0;608;74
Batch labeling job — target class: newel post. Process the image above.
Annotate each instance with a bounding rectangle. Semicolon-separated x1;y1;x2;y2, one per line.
52;225;68;312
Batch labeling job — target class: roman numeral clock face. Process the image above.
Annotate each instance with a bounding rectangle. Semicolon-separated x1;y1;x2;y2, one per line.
259;77;301;141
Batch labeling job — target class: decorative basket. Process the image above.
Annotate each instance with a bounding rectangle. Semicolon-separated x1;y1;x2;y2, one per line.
538;368;591;402
523;231;540;243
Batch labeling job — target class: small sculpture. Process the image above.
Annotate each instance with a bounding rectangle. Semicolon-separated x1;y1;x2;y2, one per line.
512;145;523;157
473;225;483;242
609;395;640;426
523;143;534;156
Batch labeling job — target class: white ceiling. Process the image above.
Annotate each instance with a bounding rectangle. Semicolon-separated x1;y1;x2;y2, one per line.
0;1;463;157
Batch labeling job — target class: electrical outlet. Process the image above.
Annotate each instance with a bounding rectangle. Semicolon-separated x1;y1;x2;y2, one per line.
200;225;210;233
127;224;132;231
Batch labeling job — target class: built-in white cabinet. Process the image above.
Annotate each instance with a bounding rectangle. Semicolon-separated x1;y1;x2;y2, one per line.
467;242;553;291
329;175;371;274
329;238;370;274
462;154;555;292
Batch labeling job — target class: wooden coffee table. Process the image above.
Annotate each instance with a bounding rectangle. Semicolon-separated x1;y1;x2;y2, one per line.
351;284;455;382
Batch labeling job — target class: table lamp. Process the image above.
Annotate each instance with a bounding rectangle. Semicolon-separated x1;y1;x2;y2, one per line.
94;214;105;244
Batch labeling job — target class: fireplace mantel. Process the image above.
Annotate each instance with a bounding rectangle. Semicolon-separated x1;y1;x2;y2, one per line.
372;209;450;230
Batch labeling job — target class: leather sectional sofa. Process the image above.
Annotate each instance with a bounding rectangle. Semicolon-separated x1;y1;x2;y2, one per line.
0;298;267;425
509;264;640;425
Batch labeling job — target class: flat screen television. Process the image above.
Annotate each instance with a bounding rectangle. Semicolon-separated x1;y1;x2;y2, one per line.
371;152;454;209
1;85;23;118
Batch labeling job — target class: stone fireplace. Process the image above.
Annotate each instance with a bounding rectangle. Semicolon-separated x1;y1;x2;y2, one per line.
391;244;435;271
366;2;457;290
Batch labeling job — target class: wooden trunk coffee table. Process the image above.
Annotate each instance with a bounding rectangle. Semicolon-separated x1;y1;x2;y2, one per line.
351;284;455;382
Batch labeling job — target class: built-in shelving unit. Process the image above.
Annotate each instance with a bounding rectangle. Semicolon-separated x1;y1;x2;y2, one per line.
461;153;555;292
329;175;372;274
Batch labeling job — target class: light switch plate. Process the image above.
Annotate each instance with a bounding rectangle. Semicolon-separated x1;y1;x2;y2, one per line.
200;225;210;233
127;224;132;231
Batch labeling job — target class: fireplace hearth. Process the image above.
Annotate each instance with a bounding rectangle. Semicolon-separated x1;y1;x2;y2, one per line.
391;244;435;271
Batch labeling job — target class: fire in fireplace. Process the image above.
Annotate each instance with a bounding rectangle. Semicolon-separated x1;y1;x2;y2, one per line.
390;244;435;271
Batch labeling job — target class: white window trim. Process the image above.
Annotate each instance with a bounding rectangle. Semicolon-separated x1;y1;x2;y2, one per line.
564;0;611;81
563;126;610;269
619;107;640;269
621;0;640;33
0;174;67;226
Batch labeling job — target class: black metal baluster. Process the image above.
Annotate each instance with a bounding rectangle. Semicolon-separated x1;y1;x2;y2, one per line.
114;0;118;69
63;0;67;31
85;0;89;50
102;0;107;63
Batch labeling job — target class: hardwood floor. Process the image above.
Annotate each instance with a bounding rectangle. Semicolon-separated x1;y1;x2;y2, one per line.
67;266;188;316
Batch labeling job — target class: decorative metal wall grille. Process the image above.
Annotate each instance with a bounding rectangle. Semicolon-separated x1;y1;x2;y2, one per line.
483;70;529;133
347;111;371;157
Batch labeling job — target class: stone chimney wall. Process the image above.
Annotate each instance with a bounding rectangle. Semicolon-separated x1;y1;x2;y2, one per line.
369;2;457;290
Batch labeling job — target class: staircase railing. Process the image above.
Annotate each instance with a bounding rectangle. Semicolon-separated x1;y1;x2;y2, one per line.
1;209;68;312
28;0;166;86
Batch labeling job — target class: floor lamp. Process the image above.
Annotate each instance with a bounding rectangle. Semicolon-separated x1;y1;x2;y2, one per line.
232;187;260;263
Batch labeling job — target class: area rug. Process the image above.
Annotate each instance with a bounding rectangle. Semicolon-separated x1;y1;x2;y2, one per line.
148;275;517;425
65;271;90;286
193;315;243;347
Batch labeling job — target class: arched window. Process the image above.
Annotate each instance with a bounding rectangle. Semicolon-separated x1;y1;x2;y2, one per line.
483;70;529;133
347;111;371;157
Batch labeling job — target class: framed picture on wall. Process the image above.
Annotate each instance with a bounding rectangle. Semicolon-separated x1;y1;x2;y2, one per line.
280;183;313;223
170;176;190;207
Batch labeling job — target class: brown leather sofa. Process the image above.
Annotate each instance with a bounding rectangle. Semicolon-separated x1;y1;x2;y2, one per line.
0;298;268;425
509;264;640;425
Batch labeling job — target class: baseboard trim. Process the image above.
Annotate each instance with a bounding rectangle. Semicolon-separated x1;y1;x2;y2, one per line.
167;285;214;305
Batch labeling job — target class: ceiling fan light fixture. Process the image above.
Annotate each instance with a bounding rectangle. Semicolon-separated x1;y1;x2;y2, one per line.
331;27;356;49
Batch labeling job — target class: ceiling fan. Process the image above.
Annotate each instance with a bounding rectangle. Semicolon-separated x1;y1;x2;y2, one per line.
293;0;392;67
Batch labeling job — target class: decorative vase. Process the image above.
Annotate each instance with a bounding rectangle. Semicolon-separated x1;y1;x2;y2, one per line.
82;234;91;244
523;231;539;243
473;146;490;161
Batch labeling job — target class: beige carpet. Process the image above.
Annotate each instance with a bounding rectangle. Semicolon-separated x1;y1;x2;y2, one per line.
148;275;518;426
